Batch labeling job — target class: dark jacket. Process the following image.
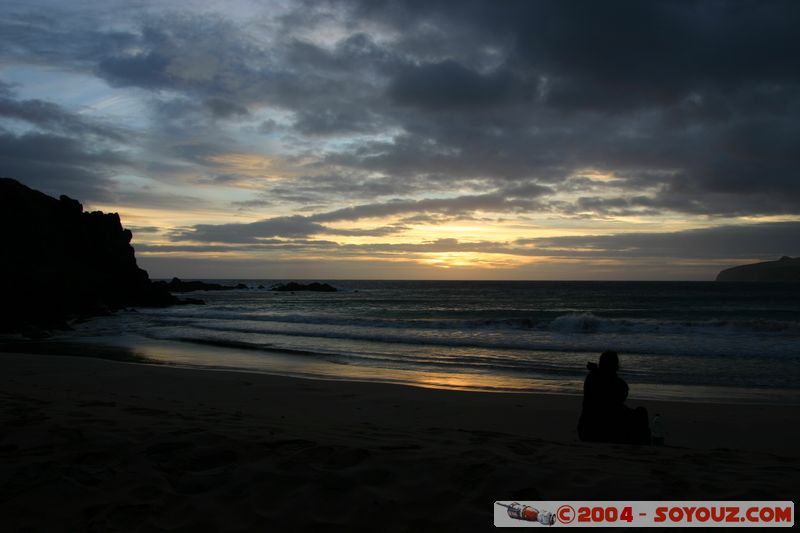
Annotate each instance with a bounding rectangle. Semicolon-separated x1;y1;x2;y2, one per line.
577;363;632;442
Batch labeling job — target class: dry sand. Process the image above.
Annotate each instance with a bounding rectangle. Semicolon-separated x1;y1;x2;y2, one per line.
1;352;797;531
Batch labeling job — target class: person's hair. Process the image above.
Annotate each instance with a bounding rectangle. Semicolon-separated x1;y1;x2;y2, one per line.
598;350;619;372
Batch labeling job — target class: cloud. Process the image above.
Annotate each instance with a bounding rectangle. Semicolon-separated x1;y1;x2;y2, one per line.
171;215;326;243
0;131;124;201
515;222;800;260
388;60;519;110
291;107;382;136
0;93;126;141
2;0;800;246
173;184;553;243
0;77;139;201
203;98;249;118
264;173;413;204
157;221;800;272
127;225;161;233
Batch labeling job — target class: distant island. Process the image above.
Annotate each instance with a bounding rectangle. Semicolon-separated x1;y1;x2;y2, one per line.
0;177;197;334
716;256;800;282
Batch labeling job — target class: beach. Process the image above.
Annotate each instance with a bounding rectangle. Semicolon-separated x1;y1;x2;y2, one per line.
1;352;797;531
2;0;800;529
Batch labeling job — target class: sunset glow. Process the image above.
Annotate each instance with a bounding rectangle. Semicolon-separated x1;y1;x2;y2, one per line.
1;0;798;280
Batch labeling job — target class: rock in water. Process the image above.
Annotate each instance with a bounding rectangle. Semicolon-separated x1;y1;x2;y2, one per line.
153;278;246;292
270;282;338;292
0;177;184;332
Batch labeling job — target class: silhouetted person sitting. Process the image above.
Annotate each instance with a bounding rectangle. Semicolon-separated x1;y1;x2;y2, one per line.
577;351;651;445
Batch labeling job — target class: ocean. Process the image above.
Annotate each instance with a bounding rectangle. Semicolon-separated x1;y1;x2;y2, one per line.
63;281;800;404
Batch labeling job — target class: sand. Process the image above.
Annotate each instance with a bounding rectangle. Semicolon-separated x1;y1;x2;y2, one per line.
0;352;797;531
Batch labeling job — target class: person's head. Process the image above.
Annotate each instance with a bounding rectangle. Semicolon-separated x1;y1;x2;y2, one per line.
598;350;619;372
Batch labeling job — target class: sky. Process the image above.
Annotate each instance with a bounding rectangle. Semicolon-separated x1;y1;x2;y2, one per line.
1;0;798;280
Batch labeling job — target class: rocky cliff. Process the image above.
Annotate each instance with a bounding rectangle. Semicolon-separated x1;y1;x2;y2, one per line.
716;256;800;282
0;177;182;333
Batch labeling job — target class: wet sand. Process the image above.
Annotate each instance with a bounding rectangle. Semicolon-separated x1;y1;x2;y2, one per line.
1;352;797;531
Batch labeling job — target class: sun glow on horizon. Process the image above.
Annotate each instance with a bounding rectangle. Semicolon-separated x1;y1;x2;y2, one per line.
418;252;536;269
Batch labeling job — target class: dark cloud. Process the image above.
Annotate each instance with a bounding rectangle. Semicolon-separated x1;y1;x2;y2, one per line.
0;9;138;66
310;188;551;223
0;80;15;97
348;0;800;103
0;92;125;141
203;98;249;118
0;131;123;201
160;220;800;268
266;173;411;204
127;225;161;233
258;119;279;134
173;185;551;243
98;51;172;90
136;240;339;254
92;15;261;97
2;0;800;225
0;83;135;201
171;215;326;243
232;197;272;209
113;189;208;210
516;222;800;262
521;1;800;110
292;107;382;136
332;0;800;214
388;60;519;110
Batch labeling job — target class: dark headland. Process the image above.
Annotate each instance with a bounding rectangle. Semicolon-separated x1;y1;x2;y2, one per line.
0;177;191;333
0;178;340;335
716;256;800;282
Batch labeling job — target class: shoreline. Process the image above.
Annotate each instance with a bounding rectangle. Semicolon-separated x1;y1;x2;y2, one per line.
2;351;799;454
3;335;799;406
1;352;798;530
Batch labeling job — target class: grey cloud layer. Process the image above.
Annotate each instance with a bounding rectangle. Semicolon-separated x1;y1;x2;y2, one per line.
2;0;800;220
172;185;552;242
0;80;130;200
0;94;125;141
150;221;800;264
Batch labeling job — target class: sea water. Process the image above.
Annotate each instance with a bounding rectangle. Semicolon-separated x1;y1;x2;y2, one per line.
64;281;800;403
